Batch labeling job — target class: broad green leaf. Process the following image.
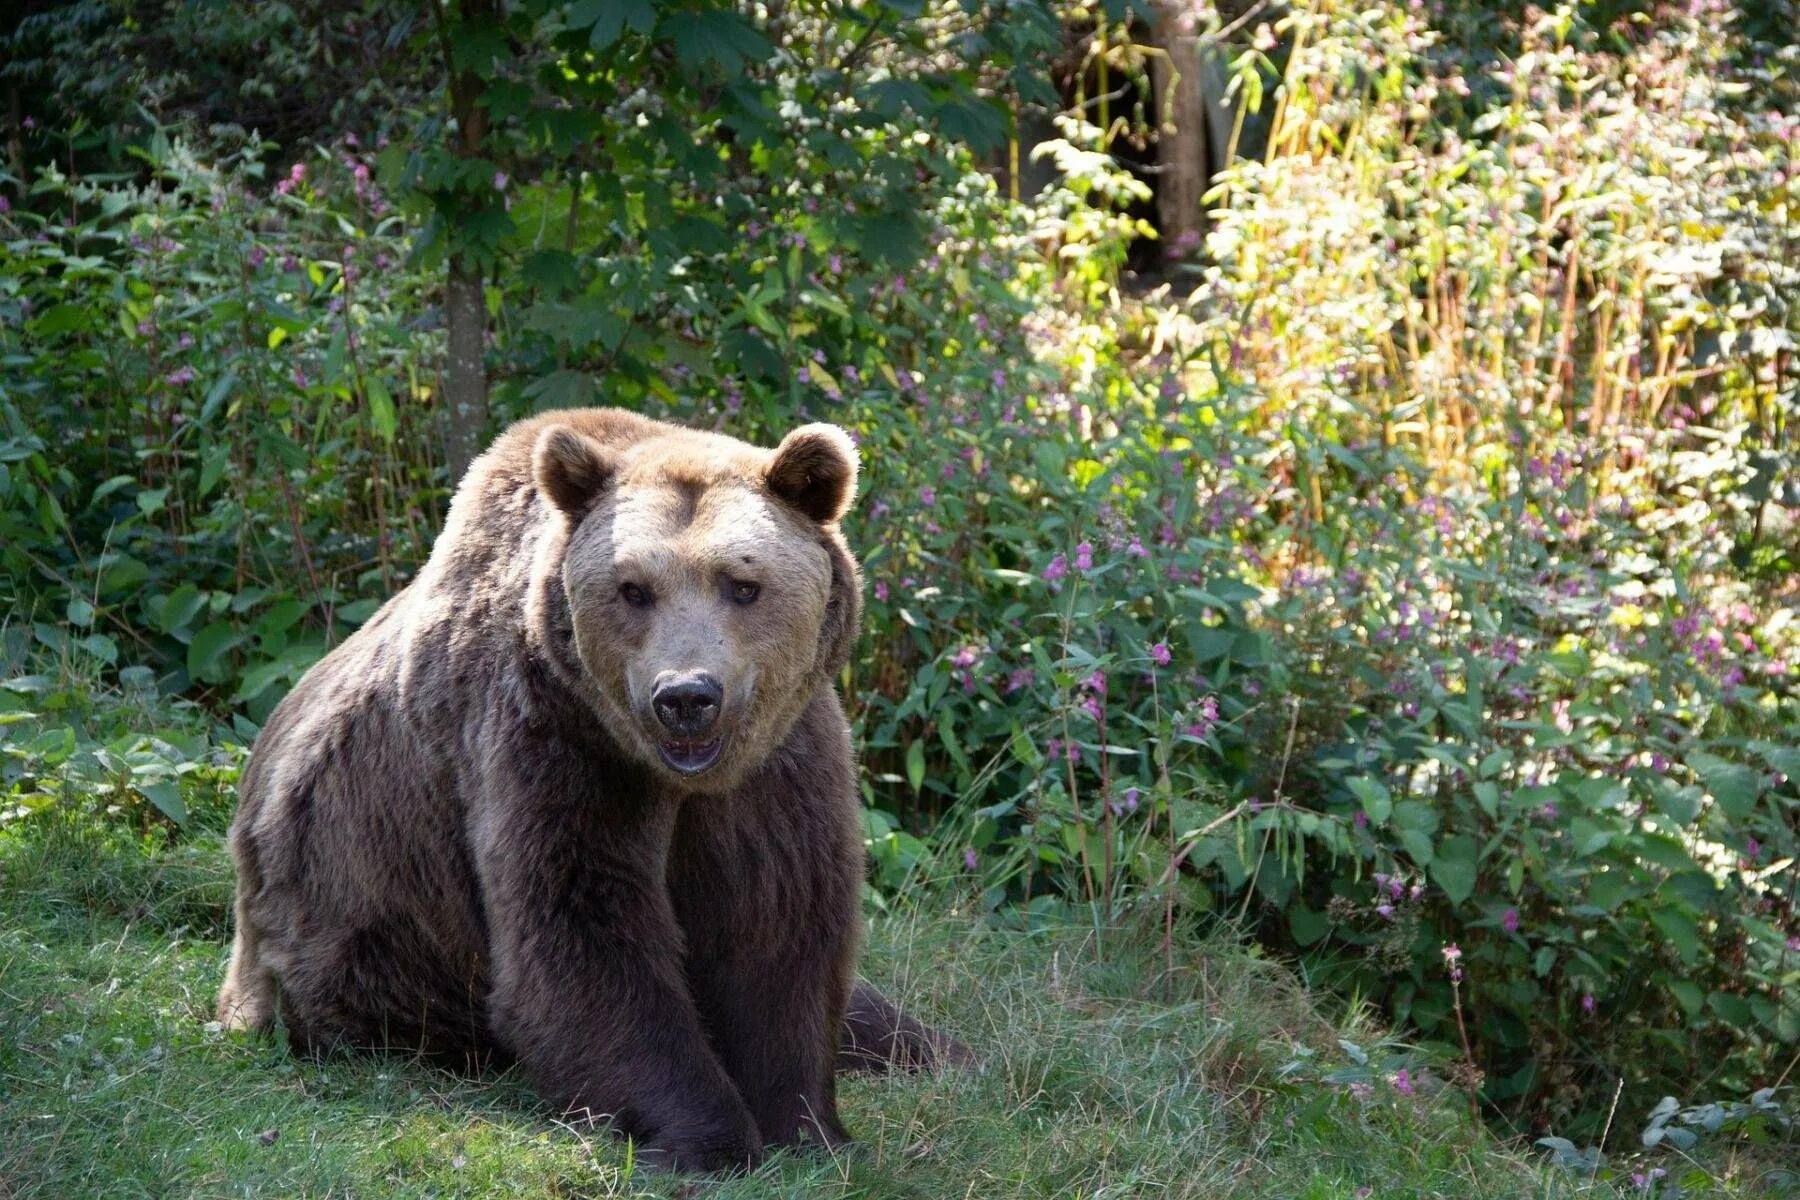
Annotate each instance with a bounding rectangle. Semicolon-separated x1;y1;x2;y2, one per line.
1347;776;1392;825
187;622;240;682
1429;834;1479;904
366;377;397;443
137;780;188;827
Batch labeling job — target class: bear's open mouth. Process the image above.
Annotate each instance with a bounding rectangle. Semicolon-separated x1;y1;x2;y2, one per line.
658;737;724;775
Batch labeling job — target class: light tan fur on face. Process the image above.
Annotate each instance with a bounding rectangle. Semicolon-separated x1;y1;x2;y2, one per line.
562;442;835;792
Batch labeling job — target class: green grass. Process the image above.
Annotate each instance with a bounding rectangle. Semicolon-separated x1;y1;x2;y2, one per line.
0;817;1781;1199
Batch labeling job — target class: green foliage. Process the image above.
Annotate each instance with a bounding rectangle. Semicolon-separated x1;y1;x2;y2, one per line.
2;0;1796;1151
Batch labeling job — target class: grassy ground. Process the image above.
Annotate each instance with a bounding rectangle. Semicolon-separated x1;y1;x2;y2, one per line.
0;817;1781;1199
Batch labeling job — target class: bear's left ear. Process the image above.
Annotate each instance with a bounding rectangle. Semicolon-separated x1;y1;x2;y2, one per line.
533;426;619;517
766;423;859;524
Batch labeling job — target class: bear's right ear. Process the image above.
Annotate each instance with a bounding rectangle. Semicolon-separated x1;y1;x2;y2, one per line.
766;423;858;525
533;426;618;517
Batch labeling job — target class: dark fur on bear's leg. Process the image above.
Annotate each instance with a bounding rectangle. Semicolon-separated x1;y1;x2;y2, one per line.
474;729;764;1172
670;695;862;1151
838;982;977;1074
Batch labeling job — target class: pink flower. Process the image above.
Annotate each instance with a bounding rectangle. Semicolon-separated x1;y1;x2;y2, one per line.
164;365;195;386
1392;1069;1415;1097
1502;908;1520;933
1375;903;1395;920
1074;541;1094;571
919;486;936;508
1042;553;1068;583
963;848;978;871
1581;994;1596;1013
493;170;508;190
1150;642;1172;667
1353;810;1369;830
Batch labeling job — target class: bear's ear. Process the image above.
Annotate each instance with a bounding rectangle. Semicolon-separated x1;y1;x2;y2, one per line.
766;423;859;524
533;426;618;517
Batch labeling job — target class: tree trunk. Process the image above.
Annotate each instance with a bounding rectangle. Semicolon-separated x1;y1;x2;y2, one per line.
1150;1;1210;259
433;0;493;484
442;257;488;483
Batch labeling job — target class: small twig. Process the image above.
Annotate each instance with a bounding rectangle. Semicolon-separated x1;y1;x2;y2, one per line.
1200;0;1274;49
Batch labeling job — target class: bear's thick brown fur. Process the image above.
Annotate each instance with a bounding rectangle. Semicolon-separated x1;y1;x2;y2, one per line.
216;408;966;1172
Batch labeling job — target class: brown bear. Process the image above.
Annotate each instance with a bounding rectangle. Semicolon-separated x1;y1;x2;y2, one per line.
215;408;964;1172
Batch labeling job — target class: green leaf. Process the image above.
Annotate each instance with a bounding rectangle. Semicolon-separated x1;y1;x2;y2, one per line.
1345;776;1392;825
1567;817;1612;857
198;446;231;499
1688;752;1761;820
1288;903;1330;947
1650;908;1705;965
136;487;169;517
1429;835;1479;904
32;303;91;337
366;377;398;444
670;9;771;72
1668;978;1704;1017
905;739;926;794
524;369;595;412
233;658;291;704
187;622;240;682
201;366;236;423
154;584;206;633
1707;991;1752;1027
137;780;188;827
568;0;654;50
522;248;582;296
77;633;118;665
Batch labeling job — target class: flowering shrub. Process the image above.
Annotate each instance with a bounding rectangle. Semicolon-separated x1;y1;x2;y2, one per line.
2;0;1794;1141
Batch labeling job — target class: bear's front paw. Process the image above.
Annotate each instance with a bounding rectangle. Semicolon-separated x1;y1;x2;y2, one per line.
633;1131;762;1175
631;1107;763;1175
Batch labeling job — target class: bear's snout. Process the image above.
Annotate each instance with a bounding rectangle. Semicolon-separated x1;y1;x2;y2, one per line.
652;670;724;738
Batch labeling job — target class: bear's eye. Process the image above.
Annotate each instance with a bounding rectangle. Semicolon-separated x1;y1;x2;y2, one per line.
619;582;652;608
730;581;761;606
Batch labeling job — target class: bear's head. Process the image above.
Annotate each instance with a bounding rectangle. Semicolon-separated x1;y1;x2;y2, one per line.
533;420;861;792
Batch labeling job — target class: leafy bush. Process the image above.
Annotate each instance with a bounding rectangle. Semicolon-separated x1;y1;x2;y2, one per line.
2;0;1795;1142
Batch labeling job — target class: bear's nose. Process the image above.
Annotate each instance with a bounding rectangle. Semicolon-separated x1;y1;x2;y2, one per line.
651;671;723;737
